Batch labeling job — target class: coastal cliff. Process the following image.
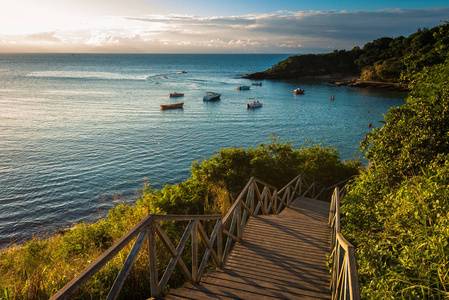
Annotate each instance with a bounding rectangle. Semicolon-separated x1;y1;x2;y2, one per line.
244;22;449;91
243;50;361;80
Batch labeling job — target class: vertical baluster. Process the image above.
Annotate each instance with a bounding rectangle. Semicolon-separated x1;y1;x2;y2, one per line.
250;182;254;213
237;202;242;240
273;189;278;214
192;220;198;284
217;220;223;268
148;221;159;298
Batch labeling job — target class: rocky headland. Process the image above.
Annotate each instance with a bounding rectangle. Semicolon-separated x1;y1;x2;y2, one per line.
242;51;408;91
243;23;449;93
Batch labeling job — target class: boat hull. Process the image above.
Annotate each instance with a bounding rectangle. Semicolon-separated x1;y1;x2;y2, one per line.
203;92;221;101
247;102;262;109
160;102;184;110
169;93;184;98
203;96;220;101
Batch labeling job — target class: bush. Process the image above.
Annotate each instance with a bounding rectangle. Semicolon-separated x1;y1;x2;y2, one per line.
342;59;449;298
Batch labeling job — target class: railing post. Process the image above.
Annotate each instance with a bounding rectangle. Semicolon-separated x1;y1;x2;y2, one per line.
237;203;242;241
218;220;223;268
192;220;198;284
148;220;159;298
250;182;254;213
107;227;149;300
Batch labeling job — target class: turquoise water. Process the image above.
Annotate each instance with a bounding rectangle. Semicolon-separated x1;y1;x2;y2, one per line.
0;54;406;246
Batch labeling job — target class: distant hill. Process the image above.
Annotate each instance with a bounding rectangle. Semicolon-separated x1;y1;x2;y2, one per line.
244;22;449;83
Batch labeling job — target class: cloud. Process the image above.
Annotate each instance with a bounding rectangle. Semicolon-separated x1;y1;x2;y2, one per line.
25;32;62;43
122;7;448;52
0;7;448;53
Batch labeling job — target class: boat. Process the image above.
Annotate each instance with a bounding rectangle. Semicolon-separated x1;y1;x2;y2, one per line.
294;88;305;95
160;102;184;110
203;92;221;101
246;98;262;109
251;82;263;86
169;92;184;98
181;71;187;74
237;86;251;90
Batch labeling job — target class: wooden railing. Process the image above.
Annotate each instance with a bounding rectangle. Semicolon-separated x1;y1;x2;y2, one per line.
51;174;332;300
282;173;329;202
50;214;223;300
329;187;361;300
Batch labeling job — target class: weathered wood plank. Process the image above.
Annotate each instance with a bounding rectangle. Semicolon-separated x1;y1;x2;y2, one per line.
166;197;333;300
203;270;330;294
209;266;329;291
191;220;198;283
224;254;330;275
148;222;159;297
168;278;330;300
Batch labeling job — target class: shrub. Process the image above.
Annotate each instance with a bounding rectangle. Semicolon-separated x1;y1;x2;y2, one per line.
342;59;449;298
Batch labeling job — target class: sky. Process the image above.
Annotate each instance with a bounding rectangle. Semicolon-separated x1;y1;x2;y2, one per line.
0;0;448;54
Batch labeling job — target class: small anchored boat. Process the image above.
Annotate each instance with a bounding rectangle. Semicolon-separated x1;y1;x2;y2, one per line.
169;92;184;98
203;92;221;101
246;98;262;109
251;82;262;86
294;88;305;95
237;86;251;90
160;102;184;110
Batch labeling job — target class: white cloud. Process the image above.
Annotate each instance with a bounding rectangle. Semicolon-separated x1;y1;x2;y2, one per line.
0;7;447;53
25;32;62;43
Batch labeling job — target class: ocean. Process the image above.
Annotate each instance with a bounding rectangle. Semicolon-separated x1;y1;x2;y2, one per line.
0;54;406;246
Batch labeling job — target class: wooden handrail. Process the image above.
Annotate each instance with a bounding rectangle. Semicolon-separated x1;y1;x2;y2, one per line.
329;187;361;300
51;174;335;299
50;215;154;300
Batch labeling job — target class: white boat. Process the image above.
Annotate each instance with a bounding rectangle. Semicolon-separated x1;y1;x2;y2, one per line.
237;86;251;90
203;92;221;101
247;99;262;109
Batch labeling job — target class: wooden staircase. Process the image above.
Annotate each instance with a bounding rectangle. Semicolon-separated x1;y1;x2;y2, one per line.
51;175;359;300
165;197;331;299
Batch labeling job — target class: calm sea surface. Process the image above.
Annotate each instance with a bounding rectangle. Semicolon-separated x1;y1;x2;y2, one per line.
0;54;406;246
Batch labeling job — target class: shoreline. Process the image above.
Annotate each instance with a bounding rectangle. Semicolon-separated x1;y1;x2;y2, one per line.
334;78;409;91
244;72;409;92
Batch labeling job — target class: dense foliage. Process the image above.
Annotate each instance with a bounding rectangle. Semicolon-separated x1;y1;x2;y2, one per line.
342;59;449;298
0;140;359;299
248;22;449;83
359;23;449;82
260;49;362;78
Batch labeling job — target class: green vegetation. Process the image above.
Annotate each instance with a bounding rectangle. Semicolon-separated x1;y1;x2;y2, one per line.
247;22;449;84
0;140;359;299
342;58;449;298
261;49;362;78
